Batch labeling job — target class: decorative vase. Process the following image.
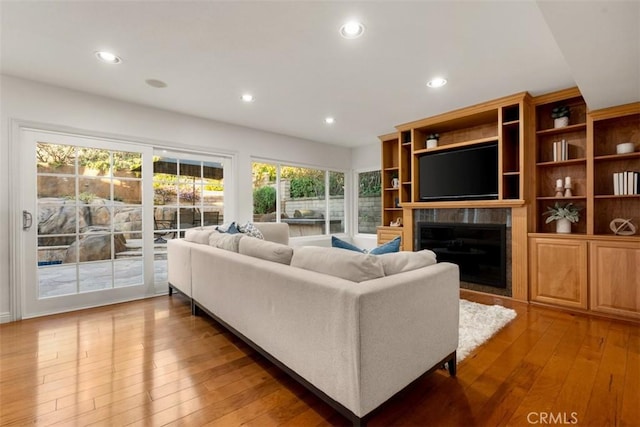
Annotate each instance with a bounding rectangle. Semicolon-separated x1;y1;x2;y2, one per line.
554;117;569;128
556;218;572;234
426;138;438;149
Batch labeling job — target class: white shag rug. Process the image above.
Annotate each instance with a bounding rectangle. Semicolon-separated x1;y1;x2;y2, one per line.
457;299;517;362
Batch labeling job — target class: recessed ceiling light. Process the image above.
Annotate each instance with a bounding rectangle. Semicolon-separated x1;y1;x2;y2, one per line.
241;94;255;102
427;77;447;88
340;21;365;39
324;117;335;124
95;51;122;64
146;79;167;88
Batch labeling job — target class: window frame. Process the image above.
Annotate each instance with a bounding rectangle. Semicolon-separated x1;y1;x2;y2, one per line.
251;159;349;239
353;167;382;236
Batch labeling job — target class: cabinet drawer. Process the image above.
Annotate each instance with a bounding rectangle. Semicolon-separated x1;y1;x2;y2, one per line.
377;227;404;250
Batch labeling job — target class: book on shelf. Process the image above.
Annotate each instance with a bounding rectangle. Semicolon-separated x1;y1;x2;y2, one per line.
613;171;639;195
552;139;569;162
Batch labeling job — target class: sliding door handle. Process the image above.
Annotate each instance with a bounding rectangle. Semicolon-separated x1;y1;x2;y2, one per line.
23;210;33;230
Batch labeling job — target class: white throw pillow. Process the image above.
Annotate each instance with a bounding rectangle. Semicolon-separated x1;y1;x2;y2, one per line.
239;237;293;265
290;246;384;283
378;250;437;276
209;232;244;252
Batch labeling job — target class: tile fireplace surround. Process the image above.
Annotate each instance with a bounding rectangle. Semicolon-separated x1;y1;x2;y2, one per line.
414;208;512;297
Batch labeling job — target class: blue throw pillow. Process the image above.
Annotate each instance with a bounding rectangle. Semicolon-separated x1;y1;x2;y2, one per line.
369;236;401;255
217;222;240;234
331;236;365;253
331;236;401;255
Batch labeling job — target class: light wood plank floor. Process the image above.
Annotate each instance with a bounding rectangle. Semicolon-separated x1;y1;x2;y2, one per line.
1;291;638;426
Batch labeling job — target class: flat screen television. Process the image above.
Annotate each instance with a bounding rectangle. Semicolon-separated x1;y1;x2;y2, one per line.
419;142;498;201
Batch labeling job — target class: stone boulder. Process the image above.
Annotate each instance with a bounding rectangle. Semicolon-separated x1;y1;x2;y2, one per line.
63;227;127;263
38;198;89;245
114;206;142;239
87;198;112;226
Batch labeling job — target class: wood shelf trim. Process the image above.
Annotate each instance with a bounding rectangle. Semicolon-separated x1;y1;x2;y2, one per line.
535;123;586;136
594;194;640;199
413;136;498;155
503;171;520;176
528;232;640;242
536;158;587;167
401;142;412;146
594;152;640;161
537;196;587;200
502;120;520;127
384;208;403;211
384;187;400;191
401;199;525;209
383;166;399;171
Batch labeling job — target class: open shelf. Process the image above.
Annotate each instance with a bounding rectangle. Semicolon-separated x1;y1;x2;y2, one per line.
536;158;586;167
413;136;498;155
535;123;586;136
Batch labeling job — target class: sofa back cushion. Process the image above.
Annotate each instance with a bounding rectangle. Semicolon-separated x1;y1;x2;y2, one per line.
378;250;437;276
291;246;384;283
239;237;294;265
209;232;244;252
184;227;217;245
254;222;290;245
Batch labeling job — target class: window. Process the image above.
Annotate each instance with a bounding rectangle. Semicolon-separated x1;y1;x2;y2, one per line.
252;161;345;237
357;170;381;234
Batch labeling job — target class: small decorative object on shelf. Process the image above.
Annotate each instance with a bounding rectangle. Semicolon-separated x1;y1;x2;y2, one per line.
616;142;636;154
544;202;581;234
391;177;399;189
555;178;564;197
609;218;637;236
426;133;439;149
613;171;639;195
564;176;573;197
390;217;403;227
551;105;570;128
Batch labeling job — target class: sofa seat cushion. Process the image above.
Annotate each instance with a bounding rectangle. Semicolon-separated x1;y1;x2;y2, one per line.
378;250;437;276
209;232;244;252
291;246;384;283
239;237;293;265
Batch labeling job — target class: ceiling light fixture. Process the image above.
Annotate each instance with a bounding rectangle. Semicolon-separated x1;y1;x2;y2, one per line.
241;94;255;102
324;117;335;124
427;77;447;88
340;21;365;39
95;51;122;64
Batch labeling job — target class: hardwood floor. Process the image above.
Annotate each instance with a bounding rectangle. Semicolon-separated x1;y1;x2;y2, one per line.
1;291;638;426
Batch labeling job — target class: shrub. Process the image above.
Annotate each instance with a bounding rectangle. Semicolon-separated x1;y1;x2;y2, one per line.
253;186;276;214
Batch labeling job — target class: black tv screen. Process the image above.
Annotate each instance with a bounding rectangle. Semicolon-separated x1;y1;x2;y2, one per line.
419;143;498;201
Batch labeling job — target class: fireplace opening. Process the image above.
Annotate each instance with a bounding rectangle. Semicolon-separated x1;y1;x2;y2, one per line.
417;222;506;288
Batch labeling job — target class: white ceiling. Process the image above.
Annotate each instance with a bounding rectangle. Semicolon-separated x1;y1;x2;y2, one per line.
1;1;638;148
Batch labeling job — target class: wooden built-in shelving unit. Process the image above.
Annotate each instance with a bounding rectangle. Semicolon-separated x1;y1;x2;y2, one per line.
378;87;639;320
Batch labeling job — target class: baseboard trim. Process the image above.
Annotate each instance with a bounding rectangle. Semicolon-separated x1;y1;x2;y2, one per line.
0;312;13;324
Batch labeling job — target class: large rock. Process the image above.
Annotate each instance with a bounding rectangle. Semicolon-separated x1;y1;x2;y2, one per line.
114;206;142;239
88;198;112;226
63;227;127;263
38;198;89;245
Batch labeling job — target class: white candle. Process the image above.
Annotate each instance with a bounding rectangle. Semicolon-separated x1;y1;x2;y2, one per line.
556;179;563;188
565;176;571;187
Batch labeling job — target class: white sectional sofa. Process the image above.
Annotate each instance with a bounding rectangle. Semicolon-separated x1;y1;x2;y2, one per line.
167;222;459;425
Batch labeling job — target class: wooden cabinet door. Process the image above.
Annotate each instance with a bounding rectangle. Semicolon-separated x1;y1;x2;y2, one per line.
530;238;588;309
590;240;640;319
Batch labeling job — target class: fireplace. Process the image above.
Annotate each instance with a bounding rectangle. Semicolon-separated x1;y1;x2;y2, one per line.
417;222;507;289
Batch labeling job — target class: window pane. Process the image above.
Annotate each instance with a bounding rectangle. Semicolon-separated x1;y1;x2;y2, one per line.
114;179;142;205
252;162;277;222
78;148;111;177
79;261;112;292
329;171;345;234
358;170;381;234
36;143;76;174
113;151;142;178
39;264;77;298
283;166;325;237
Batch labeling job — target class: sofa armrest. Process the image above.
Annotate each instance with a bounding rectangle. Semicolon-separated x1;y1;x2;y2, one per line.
355;262;460;416
167;239;193;297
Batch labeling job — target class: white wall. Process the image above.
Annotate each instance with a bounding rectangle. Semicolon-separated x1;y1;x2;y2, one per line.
351;143;381;171
0;75;352;321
